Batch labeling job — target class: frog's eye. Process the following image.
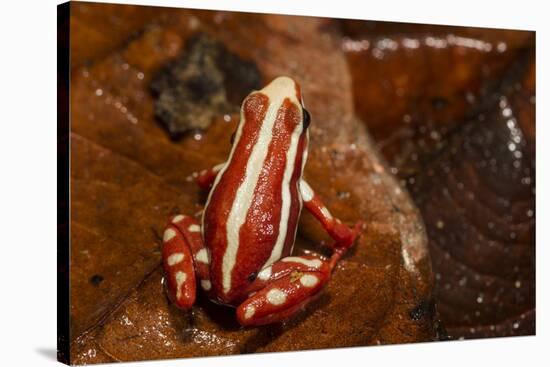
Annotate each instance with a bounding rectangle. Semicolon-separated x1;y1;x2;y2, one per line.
230;131;236;144
302;108;311;129
247;272;257;282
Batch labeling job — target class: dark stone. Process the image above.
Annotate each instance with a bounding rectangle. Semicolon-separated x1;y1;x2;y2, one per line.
151;33;261;139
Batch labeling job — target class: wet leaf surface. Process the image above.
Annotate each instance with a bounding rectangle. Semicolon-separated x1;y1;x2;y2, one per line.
66;2;534;364
69;4;435;363
342;21;535;339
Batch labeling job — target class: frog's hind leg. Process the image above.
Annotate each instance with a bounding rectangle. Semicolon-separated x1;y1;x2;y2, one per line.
235;179;366;327
236;255;331;326
162;215;211;309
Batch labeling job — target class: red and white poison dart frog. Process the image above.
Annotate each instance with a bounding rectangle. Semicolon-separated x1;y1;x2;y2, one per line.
162;76;363;326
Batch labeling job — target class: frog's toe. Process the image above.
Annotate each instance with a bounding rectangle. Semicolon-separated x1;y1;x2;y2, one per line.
162;222;197;309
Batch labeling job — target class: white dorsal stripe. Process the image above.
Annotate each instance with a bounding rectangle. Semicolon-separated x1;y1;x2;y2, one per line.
262;115;303;268
222;77;301;294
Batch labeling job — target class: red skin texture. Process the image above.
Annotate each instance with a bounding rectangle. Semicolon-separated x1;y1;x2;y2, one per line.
202;93;269;303
162;217;198;309
236;270;328;326
233;99;303;302
203;94;306;304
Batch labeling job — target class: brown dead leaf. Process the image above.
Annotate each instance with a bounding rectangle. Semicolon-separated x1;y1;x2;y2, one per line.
68;4;436;364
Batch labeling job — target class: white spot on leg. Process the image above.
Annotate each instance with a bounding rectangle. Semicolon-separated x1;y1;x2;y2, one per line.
281;257;322;268
175;271;187;299
299;180;314;202
167;253;184;266
195;249;210;264
172;215;185;223
244;305;256;319
188;224;201;232
257;266;272;281
200;280;212;291
163;228;176;242
299;274;319;288
266;288;287;305
320;207;333;220
175;271;187;284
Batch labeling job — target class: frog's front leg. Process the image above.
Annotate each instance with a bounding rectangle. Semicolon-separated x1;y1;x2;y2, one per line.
196;163;225;189
236;255;331;326
162;215;211;309
299;179;364;252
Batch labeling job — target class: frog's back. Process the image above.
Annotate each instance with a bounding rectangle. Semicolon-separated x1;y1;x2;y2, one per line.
202;77;309;303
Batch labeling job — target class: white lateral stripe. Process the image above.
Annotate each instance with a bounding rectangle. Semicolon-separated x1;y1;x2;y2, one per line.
213;163;225;172
281;256;322;268
263;115;303;269
201;103;246;258
291;135;309;256
301;130;309;173
201;88;247;290
222;78;300;294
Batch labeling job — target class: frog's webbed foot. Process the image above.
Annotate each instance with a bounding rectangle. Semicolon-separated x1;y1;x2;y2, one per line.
236;255;331;326
162;215;211;309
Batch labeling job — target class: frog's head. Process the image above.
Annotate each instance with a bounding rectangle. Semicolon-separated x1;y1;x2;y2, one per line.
256;76;310;132
230;76;310;147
